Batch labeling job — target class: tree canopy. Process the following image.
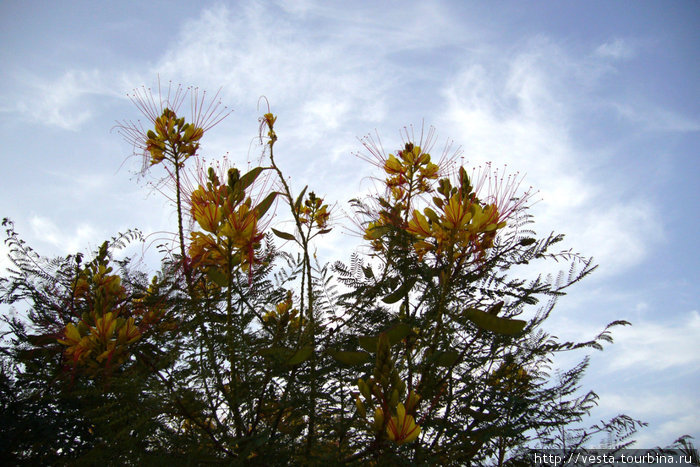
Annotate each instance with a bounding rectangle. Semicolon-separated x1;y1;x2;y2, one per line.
0;85;653;465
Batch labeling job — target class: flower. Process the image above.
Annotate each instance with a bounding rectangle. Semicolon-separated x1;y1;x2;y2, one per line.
350;125;462;253
386;402;421;445
116;79;231;175
186;160;277;284
469;162;535;225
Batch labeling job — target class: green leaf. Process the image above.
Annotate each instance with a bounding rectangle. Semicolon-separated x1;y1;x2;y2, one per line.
287;346;313;365
488;301;504;315
519;238;537;246
271;228;296;241
466;407;498;421
358;323;413;352
294;185;308;212
423;207;440;224
329;350;371;366
358;336;377;353
258;346;312;365
386;322;413;344
429;350;460;367
364;225;390;240
464;308;526;335
258;346;288;361
207;268;228;287
255;191;279;218
383;277;418;304
238;167;264;191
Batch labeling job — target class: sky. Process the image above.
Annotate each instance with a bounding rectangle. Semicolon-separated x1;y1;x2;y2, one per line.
1;0;698;449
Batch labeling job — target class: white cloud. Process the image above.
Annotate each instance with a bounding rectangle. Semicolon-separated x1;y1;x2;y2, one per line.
612;102;700;133
154;3;393;128
440;38;662;277
595;38;635;60
604;310;700;372
29;215;102;255
595;391;699;448
12;69;124;130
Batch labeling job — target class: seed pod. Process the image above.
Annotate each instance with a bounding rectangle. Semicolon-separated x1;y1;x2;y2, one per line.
373;407;384;432
355;396;367;418
358;378;371;402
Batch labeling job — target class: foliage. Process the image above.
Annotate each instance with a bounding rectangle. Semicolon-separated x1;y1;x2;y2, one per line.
0;85;652;464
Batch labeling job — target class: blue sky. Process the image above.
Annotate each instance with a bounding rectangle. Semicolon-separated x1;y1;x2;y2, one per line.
1;0;698;447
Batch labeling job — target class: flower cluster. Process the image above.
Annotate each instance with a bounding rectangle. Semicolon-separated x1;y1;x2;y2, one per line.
144;108;204;166
487;360;531;394
188;164;277;284
297;191;330;230
262;291;303;332
383;142;439;202
354;333;422;445
117;81;230;174
405;167;507;261
360;136;532;263
57;244;166;377
361;142;440;252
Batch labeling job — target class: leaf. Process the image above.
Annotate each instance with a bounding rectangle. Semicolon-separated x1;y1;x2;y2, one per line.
364;225;390;240
386;322;413;344
466;408;498;421
358;336;378;353
329;350;371;366
207;268;228;287
294;185;308;212
423;207;440;224
238;167;264;191
258;346;288;361
464;308;526;335
255;191;279;218
358;323;413;352
271;228;296;241
488;301;504;315
383;277;418;304
428;350;460;367
258;346;312;365
287;346;313;365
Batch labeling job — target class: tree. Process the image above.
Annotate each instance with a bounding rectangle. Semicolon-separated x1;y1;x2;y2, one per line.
0;84;646;464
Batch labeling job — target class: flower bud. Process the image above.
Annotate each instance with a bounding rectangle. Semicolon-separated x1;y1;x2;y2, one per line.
405;389;421;414
355;396;367;418
373;407;384;432
390;388;399;408
358;378;371;402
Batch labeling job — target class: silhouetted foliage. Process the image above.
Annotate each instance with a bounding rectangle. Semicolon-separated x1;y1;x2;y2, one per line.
1;85;669;465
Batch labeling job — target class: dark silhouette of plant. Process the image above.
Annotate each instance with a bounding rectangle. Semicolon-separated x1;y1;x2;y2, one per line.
0;84;667;465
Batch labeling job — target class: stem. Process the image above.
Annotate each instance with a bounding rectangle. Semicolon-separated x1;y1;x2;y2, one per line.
267;137;318;454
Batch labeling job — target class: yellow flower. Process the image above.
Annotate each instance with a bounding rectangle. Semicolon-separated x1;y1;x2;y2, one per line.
386;402;421;445
116;82;230;174
118;317;141;345
443;193;472;230
384;154;404;175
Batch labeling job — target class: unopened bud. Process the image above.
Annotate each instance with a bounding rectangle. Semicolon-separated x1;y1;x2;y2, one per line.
390;388;399;408
405;389;421;414
373;407;384;432
358;378;371;402
355;396;366;418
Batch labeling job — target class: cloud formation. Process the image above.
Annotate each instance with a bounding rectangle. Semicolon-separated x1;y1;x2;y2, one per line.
605;310;700;372
439;38;663;276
